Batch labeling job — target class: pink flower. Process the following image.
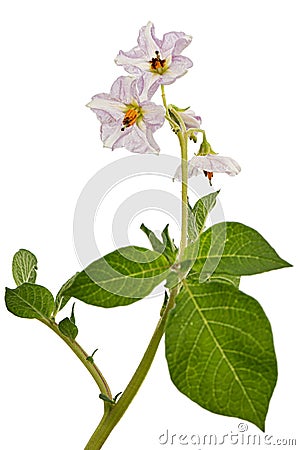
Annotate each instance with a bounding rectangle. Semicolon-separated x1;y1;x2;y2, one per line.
115;22;193;99
174;154;241;184
87;76;165;154
179;109;201;130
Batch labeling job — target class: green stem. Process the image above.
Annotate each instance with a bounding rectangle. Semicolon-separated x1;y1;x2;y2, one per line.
39;318;113;415
84;287;179;450
186;127;206;137
160;85;180;131
161;84;168;110
177;131;189;260
85;87;190;450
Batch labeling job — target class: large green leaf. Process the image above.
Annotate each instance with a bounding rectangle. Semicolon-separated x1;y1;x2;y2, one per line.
165;281;277;431
5;283;54;320
188;270;241;289
194;222;291;277
12;249;38;286
64;246;171;307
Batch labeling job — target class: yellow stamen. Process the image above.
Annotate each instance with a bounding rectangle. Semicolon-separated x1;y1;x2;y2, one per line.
203;170;213;186
121;109;139;131
149;50;166;73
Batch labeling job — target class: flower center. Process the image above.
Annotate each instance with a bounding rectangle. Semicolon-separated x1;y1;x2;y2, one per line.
149;50;167;74
121;108;139;131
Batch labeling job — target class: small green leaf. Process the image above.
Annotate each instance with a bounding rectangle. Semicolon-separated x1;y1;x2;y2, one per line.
86;348;98;363
187;201;198;243
99;393;114;404
5;283;54;320
192;191;220;234
194;222;292;276
55;273;79;313
140;223;177;263
165;281;277;431
64;246;171;308
161;224;178;261
12;249;38;286
58;317;78;340
140;223;164;254
113;392;122;402
70;303;76;324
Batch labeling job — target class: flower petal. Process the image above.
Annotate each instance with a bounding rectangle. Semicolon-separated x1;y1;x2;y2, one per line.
112;125;160;154
141;101;165;131
137;21;161;59
174;155;241;181
101;122;125;148
161;31;192;58
109;76;139;104
161;55;193;85
191;155;241;175
114;51;149;75
87;93;124;119
179;109;201;129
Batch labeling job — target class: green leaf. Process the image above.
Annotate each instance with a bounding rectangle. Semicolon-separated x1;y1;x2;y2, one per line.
188;270;241;289
99;393;115;404
5;283;54;320
208;273;240;288
187;201;198;243
12;249;38;286
194;222;291;277
70;303;76;324
192;191;220;234
58;317;78;339
64;246;171;308
165;281;277;431
140;223;177;263
140;223;164;254
161;224;178;262
55;273;79;313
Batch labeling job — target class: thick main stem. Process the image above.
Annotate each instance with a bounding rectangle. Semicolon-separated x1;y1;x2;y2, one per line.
177;131;189;260
84;288;178;450
85;87;190;450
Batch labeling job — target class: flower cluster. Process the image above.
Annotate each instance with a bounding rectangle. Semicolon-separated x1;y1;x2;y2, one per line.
87;21;240;183
88;21;192;154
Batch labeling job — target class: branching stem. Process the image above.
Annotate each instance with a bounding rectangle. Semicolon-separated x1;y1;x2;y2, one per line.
84;86;190;449
39;318;113;416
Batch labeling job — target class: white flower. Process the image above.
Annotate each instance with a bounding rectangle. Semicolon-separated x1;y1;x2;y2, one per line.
174;154;241;184
87;76;165;154
115;22;193;99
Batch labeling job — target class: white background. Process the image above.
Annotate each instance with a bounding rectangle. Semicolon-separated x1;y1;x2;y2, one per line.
0;1;299;449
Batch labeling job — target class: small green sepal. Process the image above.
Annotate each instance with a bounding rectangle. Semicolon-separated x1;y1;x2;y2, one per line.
86;348;98;363
99;393;115;404
113;392;122;402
